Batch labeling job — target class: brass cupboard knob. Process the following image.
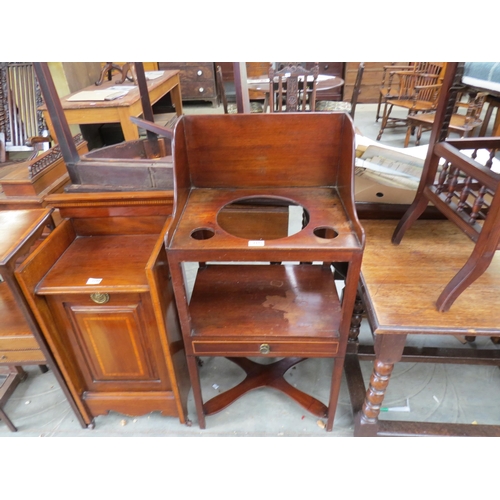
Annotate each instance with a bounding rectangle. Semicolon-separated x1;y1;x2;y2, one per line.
90;293;109;304
259;343;271;355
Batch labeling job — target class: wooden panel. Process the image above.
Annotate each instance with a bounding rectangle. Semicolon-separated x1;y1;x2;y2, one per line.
36;234;158;294
84;391;178;417
181;113;351;188
344;62;411;103
158;62;217;101
189;264;342;339
67;300;160;383
361;220;500;334
179;81;216;100
0;349;45;363
48;292;173;393
217;204;289;240
0;280;32;340
0;209;52;265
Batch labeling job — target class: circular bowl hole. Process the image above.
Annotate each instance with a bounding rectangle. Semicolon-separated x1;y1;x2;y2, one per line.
190;227;215;240
313;226;338;239
217;196;309;240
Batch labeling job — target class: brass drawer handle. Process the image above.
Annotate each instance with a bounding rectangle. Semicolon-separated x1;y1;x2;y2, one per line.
90;293;109;304
259;343;270;355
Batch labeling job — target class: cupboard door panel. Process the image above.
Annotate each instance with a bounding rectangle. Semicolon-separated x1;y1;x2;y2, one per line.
48;293;172;393
69;304;158;383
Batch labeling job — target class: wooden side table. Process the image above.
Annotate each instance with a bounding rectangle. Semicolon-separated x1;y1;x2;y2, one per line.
0;209;87;430
346;220;500;437
39;70;183;142
165;113;365;431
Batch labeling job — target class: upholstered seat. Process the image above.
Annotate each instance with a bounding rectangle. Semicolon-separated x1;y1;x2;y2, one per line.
226;101;264;114
315;63;364;119
315;100;352;112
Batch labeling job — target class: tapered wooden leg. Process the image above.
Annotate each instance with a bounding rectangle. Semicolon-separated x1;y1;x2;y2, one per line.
377;103;392;141
404;125;412;147
326;357;344;431
186;356;206;429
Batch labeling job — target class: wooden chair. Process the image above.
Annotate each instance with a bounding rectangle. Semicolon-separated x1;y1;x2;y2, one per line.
316;63;365;118
404;91;488;147
215;65;263;114
376;63;445;122
268;63;319;112
393;63;500;312
479;94;500;136
376;66;444;141
0;63;48;163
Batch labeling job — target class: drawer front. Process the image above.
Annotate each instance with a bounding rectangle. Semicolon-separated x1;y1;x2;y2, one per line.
0;336;41;351
158;63;216;99
180;81;217;99
313;62;344;76
0;349;46;364
192;340;339;357
179;65;215;81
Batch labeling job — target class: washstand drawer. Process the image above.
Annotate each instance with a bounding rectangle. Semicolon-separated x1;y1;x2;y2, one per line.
0;349;46;364
0;336;41;351
192;340;339;357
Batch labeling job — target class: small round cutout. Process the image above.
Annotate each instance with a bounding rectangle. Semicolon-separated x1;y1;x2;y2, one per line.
190;227;215;240
313;226;338;239
376;192;384;198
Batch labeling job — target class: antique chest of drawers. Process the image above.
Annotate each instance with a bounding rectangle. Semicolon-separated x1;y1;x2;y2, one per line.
158;62;218;106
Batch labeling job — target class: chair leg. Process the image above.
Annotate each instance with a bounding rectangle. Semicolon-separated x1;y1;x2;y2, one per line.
377;103;392;141
186;356;206;429
392;195;431;245
436;248;496;312
404;125;412;147
376;94;383;122
415;125;423;146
